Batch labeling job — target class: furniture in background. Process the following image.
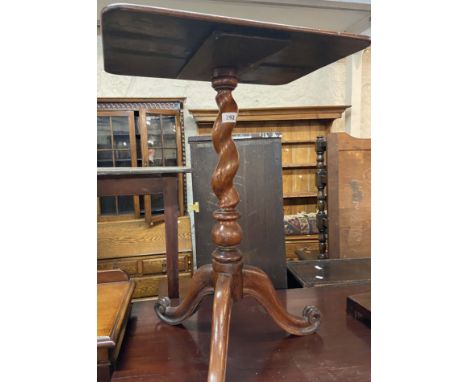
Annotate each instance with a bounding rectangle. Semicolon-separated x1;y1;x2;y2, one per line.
97;99;193;299
111;284;371;381
327;133;371;258
189;134;287;289
97;269;135;382
97;167;191;299
101;4;370;381
287;257;370;288
97;98;187;218
190;105;348;261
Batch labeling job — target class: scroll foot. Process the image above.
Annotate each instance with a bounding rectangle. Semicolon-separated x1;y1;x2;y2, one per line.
243;265;321;335
154;264;214;325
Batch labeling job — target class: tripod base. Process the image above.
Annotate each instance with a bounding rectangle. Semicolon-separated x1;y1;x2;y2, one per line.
155;265;321;381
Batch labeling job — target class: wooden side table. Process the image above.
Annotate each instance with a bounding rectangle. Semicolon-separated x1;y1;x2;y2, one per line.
97;270;135;382
100;5;370;381
97;166;191;299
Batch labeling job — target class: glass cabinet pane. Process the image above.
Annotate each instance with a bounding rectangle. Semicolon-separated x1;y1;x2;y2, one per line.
117;196;134;214
162;116;177;148
163;148;177;166
100;196;116;215
144;113;178;166
148;147;163;166
112;116;131;150
97;113;135;216
97;116;112;149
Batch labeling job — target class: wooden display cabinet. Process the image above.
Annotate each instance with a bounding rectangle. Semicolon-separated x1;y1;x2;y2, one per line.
97;98;193;298
190;105;348;261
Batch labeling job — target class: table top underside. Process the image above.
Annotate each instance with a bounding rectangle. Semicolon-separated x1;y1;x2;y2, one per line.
101;4;370;85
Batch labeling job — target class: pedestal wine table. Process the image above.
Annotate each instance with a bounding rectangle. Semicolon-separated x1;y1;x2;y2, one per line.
100;5;370;381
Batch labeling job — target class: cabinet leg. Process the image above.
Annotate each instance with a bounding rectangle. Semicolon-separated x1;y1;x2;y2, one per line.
207;273;233;382
243;265;321;335
155;264;214;325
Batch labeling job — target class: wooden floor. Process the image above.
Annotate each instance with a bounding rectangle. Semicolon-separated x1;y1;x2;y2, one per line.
112;284;371;382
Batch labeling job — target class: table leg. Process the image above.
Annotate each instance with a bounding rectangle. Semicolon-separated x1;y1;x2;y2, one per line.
164;176;179;298
243;265;321;335
208;273;233;382
155;264;214;325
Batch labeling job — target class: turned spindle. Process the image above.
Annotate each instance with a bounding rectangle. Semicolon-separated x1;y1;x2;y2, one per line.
316;136;328;259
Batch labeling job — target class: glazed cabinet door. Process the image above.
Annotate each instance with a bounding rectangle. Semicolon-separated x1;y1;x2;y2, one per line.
97;111;140;220
138;109;184;222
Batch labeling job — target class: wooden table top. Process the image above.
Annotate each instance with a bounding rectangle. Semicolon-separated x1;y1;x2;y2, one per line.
112;284;370;381
100;4;370;85
97;281;135;348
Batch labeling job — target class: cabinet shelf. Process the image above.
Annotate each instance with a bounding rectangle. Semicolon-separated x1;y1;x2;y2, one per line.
281;140;317;145
283;192;318;199
282;163;317;169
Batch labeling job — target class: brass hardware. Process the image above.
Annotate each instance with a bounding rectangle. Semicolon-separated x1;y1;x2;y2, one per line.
188;201;200;213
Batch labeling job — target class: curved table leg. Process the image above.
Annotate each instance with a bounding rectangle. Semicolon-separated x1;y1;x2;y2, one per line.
208;273;233;382
155;264;214;325
243;265;321;336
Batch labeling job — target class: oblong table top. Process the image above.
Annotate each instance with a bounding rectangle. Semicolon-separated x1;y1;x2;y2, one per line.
101;4;370;85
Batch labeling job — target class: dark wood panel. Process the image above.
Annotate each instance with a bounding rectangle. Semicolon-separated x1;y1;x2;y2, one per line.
189;134;287;289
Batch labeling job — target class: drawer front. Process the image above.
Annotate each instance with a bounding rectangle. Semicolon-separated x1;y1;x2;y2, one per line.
285;240;319;261
97;253;192;277
97;258;139;275
142;255;191;275
132;273;192;299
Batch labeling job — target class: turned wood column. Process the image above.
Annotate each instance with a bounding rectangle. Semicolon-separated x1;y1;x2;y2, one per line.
316;136;328;259
208;67;243;382
210;67;243;300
